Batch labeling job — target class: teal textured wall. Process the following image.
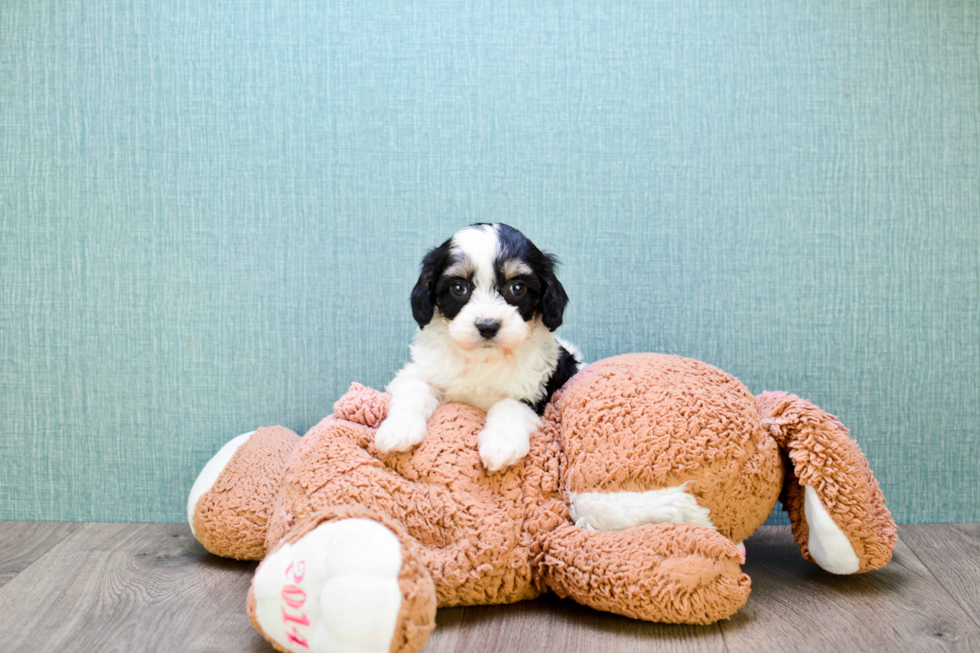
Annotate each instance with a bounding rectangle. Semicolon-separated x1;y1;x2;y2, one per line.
1;1;978;524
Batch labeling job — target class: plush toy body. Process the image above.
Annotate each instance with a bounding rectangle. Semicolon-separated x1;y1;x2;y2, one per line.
188;353;896;653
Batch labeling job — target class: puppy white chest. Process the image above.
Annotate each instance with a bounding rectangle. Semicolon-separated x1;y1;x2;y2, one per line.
438;357;522;411
411;320;561;411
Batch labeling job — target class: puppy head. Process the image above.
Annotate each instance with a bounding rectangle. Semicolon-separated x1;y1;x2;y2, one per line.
410;224;568;351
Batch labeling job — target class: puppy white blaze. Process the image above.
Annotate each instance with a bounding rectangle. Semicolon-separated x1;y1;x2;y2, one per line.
567;484;717;532
450;224;499;287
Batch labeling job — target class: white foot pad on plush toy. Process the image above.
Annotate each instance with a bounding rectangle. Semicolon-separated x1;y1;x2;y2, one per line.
186;431;254;536
252;519;404;653
803;485;860;574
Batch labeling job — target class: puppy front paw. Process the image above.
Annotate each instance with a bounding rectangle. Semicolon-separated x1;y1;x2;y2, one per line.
375;412;428;453
478;425;531;472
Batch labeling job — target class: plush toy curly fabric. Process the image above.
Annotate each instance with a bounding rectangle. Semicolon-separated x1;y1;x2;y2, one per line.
187;353;896;653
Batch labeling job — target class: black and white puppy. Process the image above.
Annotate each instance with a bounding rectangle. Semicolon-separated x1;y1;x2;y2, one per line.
375;223;581;470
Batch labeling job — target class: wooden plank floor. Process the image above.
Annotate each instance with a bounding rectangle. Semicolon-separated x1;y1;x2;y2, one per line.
0;523;977;652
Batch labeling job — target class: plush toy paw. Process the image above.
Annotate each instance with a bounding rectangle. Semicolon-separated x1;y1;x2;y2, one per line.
250;518;416;653
375;413;428;453
188;426;300;560
542;522;751;625
187;431;255;535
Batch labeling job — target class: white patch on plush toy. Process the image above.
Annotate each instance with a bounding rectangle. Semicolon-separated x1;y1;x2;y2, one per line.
186;431;254;536
802;485;861;574
567;483;716;532
252;518;404;653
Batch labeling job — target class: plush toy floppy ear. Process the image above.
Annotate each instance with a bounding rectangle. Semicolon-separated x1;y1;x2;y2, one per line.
540;253;568;331
757;391;897;575
410;241;452;329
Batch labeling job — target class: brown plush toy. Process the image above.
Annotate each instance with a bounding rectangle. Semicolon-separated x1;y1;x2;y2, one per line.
187;353;896;653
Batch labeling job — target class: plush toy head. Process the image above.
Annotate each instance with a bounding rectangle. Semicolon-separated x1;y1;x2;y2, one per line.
189;353;896;653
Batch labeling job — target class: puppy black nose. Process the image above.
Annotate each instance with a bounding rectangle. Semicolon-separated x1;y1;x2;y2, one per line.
476;319;501;339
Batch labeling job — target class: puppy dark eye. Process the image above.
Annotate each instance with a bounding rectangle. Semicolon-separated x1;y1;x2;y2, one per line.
451;282;469;297
509;282;526;297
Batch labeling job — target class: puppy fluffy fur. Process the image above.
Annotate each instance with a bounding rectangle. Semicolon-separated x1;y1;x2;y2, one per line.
376;224;580;470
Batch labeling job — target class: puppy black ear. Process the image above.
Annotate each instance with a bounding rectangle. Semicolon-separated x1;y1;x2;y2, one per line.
540;254;568;331
410;242;451;329
410;274;434;328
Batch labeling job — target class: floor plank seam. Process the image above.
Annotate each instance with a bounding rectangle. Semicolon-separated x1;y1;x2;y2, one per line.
716;620;731;653
0;522;86;594
899;530;980;634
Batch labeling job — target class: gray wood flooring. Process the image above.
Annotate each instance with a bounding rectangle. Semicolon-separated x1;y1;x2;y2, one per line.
0;522;977;652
